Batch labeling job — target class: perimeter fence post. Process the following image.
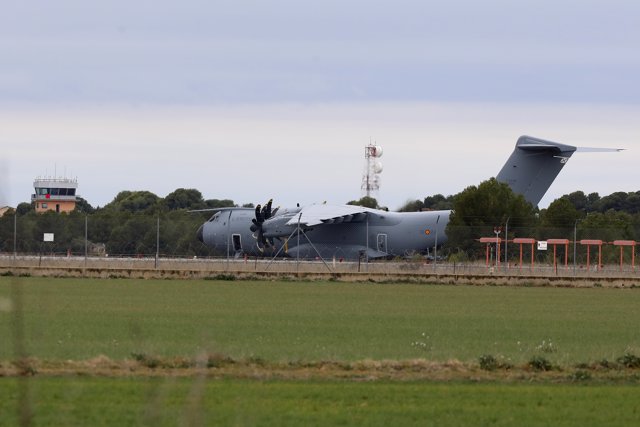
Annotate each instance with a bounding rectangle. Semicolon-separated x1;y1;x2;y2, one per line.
84;215;88;271
155;215;160;269
13;213;17;265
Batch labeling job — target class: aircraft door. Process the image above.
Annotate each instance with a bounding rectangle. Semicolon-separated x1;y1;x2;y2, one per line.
232;234;242;252
377;234;388;253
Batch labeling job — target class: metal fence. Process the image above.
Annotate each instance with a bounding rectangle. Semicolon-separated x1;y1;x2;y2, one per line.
1;212;639;277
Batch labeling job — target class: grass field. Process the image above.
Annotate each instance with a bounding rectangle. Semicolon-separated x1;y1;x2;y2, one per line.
2;277;640;364
2;378;640;427
2;276;640;426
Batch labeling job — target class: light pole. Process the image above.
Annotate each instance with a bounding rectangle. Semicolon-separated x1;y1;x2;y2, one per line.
504;217;510;272
573;218;581;276
226;210;232;271
155;215;160;269
84;214;88;269
434;214;440;272
296;212;302;275
493;226;502;268
365;214;369;270
13;212;17;263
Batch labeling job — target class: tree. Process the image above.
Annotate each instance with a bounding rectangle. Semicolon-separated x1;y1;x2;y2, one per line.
398;194;454;212
205;199;236;209
563;191;590;212
75;197;95;214
579;210;635;241
347;196;378;209
445;178;536;255
423;194;453;210
104;191;160;213
578;210;636;263
594;191;629;212
16;202;32;215
398;199;424;212
540;197;586;239
164;188;205;210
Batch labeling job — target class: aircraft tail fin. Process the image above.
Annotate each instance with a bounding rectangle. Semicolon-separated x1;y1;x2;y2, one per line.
496;136;577;206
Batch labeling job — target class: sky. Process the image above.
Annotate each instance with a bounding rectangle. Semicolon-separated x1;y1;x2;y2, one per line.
1;0;638;210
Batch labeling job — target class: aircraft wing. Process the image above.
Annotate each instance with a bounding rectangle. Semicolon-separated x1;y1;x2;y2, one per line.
285;204;370;227
188;207;253;213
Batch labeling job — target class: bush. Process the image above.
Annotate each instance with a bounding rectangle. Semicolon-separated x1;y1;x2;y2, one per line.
479;354;498;371
569;370;592;381
130;352;160;369
205;274;236;281
207;353;235;368
528;356;552;371
617;353;640;368
597;359;614;369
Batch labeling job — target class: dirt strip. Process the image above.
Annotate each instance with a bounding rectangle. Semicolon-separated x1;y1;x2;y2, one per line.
2;356;639;383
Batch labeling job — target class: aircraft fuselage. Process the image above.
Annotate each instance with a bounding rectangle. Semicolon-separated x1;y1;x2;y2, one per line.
197;207;450;260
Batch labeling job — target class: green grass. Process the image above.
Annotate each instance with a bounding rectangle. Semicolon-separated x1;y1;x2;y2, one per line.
3;277;640;425
2;377;640;426
2;277;640;364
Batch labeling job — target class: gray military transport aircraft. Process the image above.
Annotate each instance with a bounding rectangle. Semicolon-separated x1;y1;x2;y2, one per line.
196;136;621;260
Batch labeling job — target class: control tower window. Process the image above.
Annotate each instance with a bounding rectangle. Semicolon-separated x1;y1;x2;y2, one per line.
68;189;76;196
51;188;59;196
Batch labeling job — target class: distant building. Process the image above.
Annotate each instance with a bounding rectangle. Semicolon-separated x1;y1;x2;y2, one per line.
0;206;11;217
32;177;79;213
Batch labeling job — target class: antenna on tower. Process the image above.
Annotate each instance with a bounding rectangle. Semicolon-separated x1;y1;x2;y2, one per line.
361;142;383;198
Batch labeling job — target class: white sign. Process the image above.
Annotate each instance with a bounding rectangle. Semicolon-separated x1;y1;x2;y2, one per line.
537;241;548;251
43;233;54;242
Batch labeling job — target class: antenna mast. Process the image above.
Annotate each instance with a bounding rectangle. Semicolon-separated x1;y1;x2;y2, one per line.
361;142;383;198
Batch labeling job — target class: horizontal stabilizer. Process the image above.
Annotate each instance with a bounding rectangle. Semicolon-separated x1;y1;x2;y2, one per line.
516;143;571;152
576;147;625;153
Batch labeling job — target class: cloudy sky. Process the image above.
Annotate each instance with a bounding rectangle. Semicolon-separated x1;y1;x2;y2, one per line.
1;0;638;210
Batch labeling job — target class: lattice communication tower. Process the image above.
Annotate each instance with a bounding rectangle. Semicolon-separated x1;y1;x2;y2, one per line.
361;143;383;198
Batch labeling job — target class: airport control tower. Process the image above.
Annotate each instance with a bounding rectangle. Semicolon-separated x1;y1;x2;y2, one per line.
32;176;79;213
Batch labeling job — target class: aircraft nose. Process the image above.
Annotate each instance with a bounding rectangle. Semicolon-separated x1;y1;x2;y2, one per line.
196;224;204;243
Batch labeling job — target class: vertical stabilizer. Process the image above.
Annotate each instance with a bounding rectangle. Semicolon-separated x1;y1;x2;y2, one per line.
496;136;576;206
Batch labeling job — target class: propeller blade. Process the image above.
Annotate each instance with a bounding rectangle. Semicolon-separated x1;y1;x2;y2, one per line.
250;199;278;253
265;199;273;219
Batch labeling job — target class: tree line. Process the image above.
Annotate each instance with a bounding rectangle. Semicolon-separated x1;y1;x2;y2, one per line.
2;185;640;262
0;189;241;257
396;180;640;263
